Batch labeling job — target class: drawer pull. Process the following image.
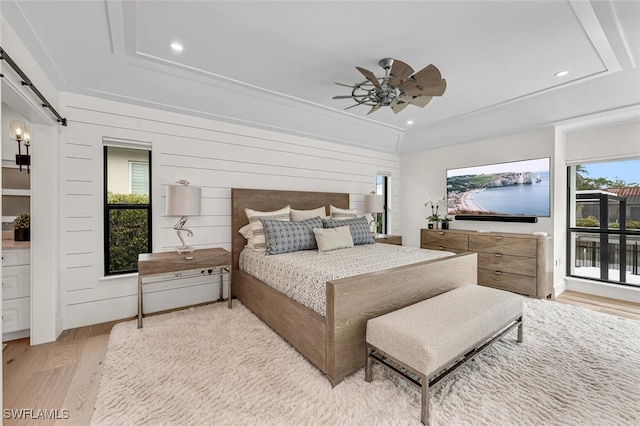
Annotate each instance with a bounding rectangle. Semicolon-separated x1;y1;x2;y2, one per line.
438;232;445;235
438;246;445;250
495;236;503;240
495;253;503;258
495;271;503;275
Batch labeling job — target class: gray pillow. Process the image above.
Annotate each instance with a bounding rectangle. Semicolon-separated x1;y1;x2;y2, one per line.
322;216;375;245
260;216;323;255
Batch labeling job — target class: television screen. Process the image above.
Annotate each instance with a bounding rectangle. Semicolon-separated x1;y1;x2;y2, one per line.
447;157;551;217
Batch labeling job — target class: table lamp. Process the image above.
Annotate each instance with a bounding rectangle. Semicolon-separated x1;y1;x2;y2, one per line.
166;180;201;254
364;192;384;236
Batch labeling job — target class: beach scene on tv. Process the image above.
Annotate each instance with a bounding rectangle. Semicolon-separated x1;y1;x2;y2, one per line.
447;158;551;217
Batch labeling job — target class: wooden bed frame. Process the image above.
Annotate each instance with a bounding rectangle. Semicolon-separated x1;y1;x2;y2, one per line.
231;188;478;386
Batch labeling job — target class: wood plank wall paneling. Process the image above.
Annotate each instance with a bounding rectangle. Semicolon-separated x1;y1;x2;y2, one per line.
58;94;400;329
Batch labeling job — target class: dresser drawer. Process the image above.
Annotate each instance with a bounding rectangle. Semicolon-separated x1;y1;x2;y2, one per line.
478;269;537;297
469;234;537;257
421;230;468;251
2;265;30;299
3;297;30;333
422;245;468;254
477;252;537;277
2;249;30;267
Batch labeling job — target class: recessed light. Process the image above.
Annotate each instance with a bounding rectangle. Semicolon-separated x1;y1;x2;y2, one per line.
406;120;414;125
554;70;569;77
171;42;184;52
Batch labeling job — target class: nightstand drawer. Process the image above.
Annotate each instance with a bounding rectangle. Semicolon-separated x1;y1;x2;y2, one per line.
469;234;537;257
374;235;402;245
478;269;537;297
477;252;537;276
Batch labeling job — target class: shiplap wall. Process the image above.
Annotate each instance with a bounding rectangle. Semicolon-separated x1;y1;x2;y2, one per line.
59;93;400;329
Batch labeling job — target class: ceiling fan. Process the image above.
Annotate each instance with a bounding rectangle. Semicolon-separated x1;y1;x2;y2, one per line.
333;58;446;115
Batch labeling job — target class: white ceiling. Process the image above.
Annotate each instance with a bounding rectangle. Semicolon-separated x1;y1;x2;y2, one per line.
2;0;639;153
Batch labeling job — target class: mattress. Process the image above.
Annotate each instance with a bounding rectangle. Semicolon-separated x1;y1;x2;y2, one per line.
239;243;454;317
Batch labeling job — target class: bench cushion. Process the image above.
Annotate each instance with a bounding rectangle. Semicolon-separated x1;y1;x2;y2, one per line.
366;285;524;377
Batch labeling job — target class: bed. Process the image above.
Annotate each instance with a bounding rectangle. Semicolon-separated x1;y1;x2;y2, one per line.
231;188;478;386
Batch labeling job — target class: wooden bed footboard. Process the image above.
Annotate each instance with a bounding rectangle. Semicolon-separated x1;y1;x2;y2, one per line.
326;252;478;385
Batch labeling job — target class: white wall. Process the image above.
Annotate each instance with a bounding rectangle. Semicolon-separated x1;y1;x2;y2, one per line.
400;128;556;248
59;93;400;329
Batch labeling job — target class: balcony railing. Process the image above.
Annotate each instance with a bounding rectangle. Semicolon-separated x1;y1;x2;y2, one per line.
573;233;640;286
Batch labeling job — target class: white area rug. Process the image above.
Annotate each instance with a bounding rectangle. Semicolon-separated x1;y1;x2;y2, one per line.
92;298;640;425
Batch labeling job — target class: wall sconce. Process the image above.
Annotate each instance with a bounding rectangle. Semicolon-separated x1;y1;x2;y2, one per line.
9;120;31;173
165;180;201;255
364;191;384;236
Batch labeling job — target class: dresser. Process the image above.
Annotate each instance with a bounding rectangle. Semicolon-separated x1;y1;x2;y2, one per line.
421;229;552;298
2;246;31;340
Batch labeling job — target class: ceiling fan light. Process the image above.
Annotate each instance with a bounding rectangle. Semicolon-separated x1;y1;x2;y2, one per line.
171;42;184;52
554;70;569;77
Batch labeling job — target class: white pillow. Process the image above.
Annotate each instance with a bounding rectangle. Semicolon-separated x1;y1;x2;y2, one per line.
238;224;254;249
329;204;357;220
244;205;290;250
313;226;354;252
291;206;326;221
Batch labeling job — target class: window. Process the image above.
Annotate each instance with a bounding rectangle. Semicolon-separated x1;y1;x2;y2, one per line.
130;161;149;194
567;159;640;287
376;174;389;234
104;145;152;275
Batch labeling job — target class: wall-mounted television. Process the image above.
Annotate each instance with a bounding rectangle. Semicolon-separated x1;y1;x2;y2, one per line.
447;157;551;220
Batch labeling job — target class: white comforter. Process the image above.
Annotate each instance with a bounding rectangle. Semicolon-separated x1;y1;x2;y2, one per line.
239;243;454;317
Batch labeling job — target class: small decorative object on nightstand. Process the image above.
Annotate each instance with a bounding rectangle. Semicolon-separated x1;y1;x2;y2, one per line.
374;234;402;246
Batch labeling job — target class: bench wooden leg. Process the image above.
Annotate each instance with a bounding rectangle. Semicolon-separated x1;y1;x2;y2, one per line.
365;344;373;382
421;373;429;425
517;317;524;343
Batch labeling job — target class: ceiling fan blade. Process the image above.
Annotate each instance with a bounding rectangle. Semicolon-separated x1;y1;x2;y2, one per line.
367;103;382;115
390;99;409;114
333;94;368;99
335;82;357;88
403;79;447;97
405;95;433;108
355;66;382;89
388;59;414;87
410;64;443;86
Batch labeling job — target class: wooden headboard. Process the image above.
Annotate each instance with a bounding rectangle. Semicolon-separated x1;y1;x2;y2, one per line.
230;188;350;271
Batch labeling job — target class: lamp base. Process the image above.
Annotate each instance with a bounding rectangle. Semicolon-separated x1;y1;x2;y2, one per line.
176;245;195;254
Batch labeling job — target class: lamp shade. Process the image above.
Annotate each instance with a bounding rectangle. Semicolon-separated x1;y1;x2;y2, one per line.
166;185;201;216
364;194;384;214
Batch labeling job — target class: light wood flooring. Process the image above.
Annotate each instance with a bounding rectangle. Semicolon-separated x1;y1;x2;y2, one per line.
3;293;640;425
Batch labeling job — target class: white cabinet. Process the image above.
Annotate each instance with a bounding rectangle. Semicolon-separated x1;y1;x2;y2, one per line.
2;247;30;338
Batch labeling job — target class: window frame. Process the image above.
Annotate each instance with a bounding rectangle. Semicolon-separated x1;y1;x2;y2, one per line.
103;145;152;276
566;164;639;287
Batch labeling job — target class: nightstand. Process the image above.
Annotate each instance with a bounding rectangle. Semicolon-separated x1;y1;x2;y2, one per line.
137;248;231;328
374;234;402;246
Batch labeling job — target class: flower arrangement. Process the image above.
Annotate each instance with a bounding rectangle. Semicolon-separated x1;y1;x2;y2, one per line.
424;197;445;222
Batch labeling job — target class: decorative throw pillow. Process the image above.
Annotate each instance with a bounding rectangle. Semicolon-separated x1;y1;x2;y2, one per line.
313;226;354;252
244;205;290;250
238;224;254;249
291;206;327;221
329;205;357;220
260;216;323;255
322;216;375;245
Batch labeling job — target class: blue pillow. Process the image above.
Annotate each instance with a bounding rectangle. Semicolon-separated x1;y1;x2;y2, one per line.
260;216;323;255
322;216;375;245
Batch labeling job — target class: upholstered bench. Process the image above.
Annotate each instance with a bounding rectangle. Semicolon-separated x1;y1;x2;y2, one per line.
365;285;524;425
